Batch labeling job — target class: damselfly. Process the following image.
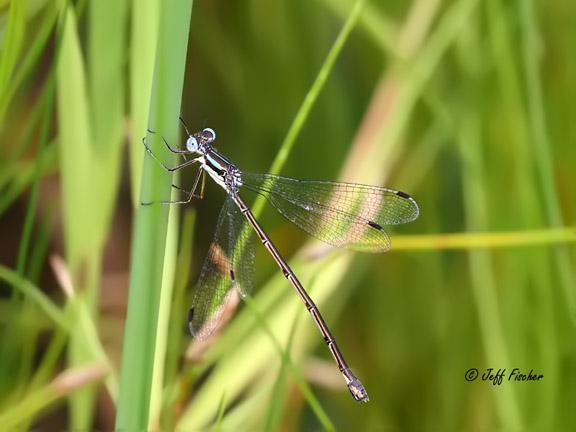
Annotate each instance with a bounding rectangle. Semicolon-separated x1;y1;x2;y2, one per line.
142;120;419;402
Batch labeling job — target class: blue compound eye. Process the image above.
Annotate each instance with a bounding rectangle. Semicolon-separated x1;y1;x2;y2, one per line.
201;128;216;143
186;136;199;152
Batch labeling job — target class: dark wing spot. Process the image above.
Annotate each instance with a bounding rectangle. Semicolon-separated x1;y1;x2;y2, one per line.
395;191;411;199
368;220;383;230
230;269;235;281
188;308;195;336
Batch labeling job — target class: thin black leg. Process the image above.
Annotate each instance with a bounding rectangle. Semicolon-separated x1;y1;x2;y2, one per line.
142;136;199;172
146;129;189;154
141;168;205;205
178;117;192;136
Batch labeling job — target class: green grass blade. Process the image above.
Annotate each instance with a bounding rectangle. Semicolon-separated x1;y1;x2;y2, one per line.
0;0;28;123
319;0;397;55
57;5;99;429
160;210;196;431
4;79;56;410
0;264;117;393
458;94;521;428
391;227;576;250
115;0;194;429
0;3;57;123
242;296;335;432
56;5;95;267
149;205;180;428
129;0;160;206
0;364;106;430
87;0;127;238
518;0;576;319
0;265;69;330
251;0;364;218
15;80;54;275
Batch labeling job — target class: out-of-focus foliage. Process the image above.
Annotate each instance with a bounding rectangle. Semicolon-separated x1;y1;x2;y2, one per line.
0;0;575;430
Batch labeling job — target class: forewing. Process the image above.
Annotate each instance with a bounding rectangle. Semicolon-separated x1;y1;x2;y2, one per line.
241;173;419;252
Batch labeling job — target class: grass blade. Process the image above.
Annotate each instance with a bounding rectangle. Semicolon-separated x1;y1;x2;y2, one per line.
129;0;160;206
252;0;365;218
115;0;194;429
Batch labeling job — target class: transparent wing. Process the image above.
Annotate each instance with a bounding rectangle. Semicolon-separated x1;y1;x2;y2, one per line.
188;197;255;340
241;173;419;252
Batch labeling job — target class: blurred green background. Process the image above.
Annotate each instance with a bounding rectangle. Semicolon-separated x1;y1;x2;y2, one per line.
1;0;575;430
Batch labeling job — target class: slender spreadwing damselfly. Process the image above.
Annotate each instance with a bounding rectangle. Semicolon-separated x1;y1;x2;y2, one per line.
142;120;419;402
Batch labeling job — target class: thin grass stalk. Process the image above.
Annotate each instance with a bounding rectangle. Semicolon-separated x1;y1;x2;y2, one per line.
340;0;475;184
391;227;576;250
29;330;67;391
263;295;303;431
483;4;560;426
0;364;106;430
459;112;522;429
8;79;55;411
517;1;567;425
318;0;397;55
518;0;576;321
15;82;54;275
242;296;336;432
0;0;27;124
251;0;365;218
25;202;56;284
0;265;116;395
0;76;54;398
0;265;69;330
0;4;57;124
115;0;193;429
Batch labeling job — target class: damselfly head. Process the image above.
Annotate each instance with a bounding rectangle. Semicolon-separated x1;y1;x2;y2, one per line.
201;127;216;143
186;136;199;152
